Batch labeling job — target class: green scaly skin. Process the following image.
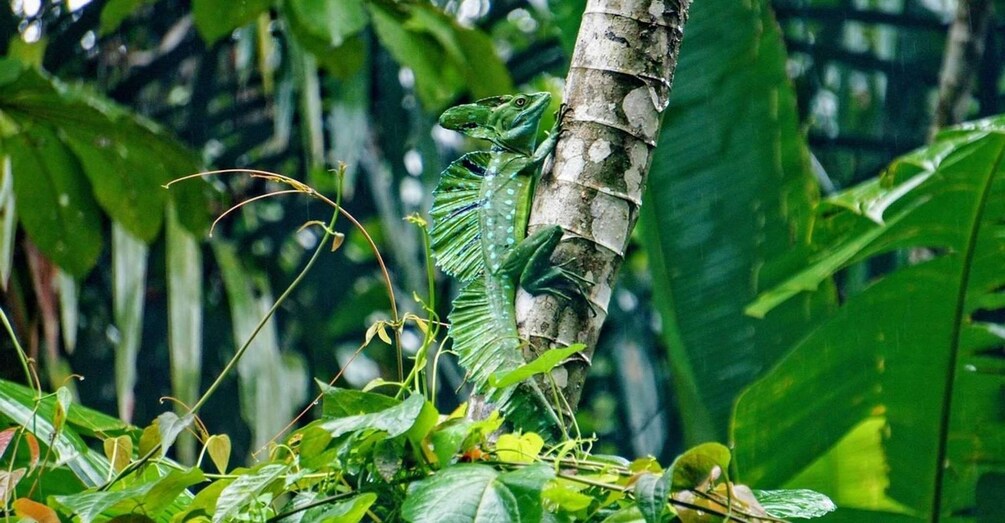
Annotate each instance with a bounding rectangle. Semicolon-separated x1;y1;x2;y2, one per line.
430;93;588;436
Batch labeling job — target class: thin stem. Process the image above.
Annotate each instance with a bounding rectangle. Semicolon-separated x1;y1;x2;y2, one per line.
0;306;36;394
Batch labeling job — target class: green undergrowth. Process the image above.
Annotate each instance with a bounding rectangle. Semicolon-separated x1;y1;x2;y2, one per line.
0;169;834;522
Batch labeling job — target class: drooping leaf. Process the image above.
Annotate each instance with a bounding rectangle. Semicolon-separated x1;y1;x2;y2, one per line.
103;435;132;473
5;127;103;277
205;434;231;474
368;1;511;111
639;0;831;444
0;155;15;288
667;443;731;491
0;58;208;267
214;241;308;452
0;468;25;503
282;0;367;47
58;270;79;353
402;463;554;523
154;411;195;459
112;224;148;423
166;204;202;463
99;0;157;34
733;117;1005;519
191;0;273;45
62;128;167;242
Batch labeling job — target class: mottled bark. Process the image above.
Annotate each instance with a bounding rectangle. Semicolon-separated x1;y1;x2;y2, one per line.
930;0;992;137
516;0;690;417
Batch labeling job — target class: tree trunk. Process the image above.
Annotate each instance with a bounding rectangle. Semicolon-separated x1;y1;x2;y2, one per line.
930;0;992;137
517;0;691;419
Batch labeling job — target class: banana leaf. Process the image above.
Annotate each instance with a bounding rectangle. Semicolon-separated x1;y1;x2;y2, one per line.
735;117;1005;521
641;0;831;442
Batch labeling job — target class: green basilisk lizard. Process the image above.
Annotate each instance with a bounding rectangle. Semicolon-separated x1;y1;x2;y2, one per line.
430;92;589;434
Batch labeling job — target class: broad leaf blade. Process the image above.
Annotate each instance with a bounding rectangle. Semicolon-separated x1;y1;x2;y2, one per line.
734;118;1005;520
5;126;103;277
402;463;553;523
639;0;831;443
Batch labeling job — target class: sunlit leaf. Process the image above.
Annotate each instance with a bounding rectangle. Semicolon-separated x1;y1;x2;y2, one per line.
205;434;231;474
0;379;109;486
753;489;837;519
112;224;148;422
213;463;288;523
0;468;25;503
103;435;133;473
490;344;586;388
402;463;553;523
734;118;1005;519
155;411;195;459
52;467;203;523
166;204;202;463
494;432;544;464
320;393;428;439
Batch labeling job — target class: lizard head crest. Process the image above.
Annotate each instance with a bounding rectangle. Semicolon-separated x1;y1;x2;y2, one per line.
439;92;552;153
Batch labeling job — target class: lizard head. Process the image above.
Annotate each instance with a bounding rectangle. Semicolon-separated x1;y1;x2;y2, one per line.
439;92;552;153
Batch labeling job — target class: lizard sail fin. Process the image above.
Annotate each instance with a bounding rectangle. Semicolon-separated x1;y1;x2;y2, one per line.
430;151;492;282
448;278;522;405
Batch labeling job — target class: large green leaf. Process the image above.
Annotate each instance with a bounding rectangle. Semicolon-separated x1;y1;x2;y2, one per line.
51;467;203;523
3;126;103;277
283;0;368;47
368;0;512;111
401;463;554;523
733;117;1005;520
639;0;830;442
0;57;208;271
191;0;273;45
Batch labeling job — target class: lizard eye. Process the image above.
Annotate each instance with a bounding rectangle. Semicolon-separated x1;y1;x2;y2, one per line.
514;97;526;107
462;122;479;129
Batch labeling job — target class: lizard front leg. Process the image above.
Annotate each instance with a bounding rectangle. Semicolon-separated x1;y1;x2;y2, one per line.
497;225;592;301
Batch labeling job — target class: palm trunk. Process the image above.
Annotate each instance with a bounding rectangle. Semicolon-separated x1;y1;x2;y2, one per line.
517;0;691;417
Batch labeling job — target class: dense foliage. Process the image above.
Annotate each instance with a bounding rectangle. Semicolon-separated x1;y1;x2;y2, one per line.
2;0;1004;520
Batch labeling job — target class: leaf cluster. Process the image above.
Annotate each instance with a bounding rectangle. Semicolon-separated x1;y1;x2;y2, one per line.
0;373;834;522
